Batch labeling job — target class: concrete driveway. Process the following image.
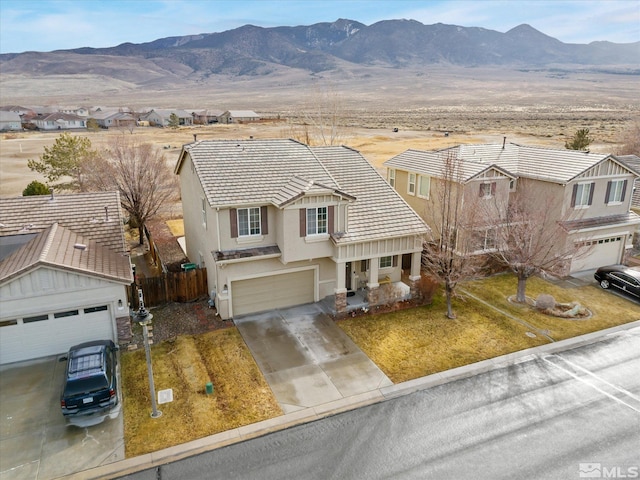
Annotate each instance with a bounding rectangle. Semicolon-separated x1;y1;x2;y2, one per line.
234;303;392;414
0;356;124;480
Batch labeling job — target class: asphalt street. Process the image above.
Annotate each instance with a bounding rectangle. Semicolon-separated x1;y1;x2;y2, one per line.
122;327;640;480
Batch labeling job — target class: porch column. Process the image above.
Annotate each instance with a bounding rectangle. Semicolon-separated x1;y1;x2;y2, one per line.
409;251;422;281
335;261;347;314
367;257;380;305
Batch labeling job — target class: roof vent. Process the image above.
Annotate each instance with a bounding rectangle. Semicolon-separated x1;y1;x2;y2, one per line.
104;206;109;222
193;134;197;142
49;187;54;201
74;243;87;251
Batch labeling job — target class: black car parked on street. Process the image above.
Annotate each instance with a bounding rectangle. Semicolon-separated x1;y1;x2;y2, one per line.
594;265;640;301
60;340;120;426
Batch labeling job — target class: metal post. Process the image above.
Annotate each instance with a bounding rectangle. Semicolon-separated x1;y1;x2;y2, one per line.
136;287;162;419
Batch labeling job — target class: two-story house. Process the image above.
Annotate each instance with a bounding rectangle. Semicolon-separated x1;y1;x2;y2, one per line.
385;143;640;275
175;139;429;319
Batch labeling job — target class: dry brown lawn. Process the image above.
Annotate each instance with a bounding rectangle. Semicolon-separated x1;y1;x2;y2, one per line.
120;328;281;457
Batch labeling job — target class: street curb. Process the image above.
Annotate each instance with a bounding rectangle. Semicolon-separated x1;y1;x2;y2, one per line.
61;319;640;479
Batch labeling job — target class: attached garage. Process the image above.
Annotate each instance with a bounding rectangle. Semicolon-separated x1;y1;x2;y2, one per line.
571;235;624;273
0;305;114;364
231;269;315;316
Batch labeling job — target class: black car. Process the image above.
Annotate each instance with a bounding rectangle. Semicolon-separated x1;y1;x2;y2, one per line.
60;340;120;426
594;265;640;300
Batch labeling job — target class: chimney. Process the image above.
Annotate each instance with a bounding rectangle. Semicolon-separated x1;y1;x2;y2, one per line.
502;136;506;149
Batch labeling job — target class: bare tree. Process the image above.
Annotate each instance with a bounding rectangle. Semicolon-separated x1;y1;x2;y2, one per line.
421;151;484;318
490;181;589;303
289;81;345;146
84;137;179;244
615;121;640;156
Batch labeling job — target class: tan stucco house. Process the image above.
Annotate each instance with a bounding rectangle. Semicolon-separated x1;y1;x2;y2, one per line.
0;192;133;364
175;139;428;319
385;143;640;275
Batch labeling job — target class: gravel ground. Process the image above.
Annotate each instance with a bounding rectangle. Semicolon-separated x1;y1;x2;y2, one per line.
130;300;234;348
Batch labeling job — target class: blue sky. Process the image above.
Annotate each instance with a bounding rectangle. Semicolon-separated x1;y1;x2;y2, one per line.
1;0;638;54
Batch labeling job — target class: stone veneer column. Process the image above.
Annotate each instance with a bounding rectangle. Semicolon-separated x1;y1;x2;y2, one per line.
335;291;347;315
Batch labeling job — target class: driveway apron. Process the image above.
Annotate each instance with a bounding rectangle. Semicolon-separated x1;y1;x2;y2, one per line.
234;303;392;414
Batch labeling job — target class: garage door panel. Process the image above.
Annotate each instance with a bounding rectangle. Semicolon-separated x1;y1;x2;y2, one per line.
232;270;314;316
571;236;623;273
0;308;113;364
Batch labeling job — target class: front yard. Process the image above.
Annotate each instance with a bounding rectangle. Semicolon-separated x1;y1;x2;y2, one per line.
120;272;638;456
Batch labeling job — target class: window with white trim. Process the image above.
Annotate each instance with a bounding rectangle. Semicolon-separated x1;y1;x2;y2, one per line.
606;179;625;204
201;197;207;228
238;207;261;236
573;182;593;208
388;169;396;188
479;182;496;198
408;173;416;195
418;175;430;198
379;256;393;269
307;207;328;235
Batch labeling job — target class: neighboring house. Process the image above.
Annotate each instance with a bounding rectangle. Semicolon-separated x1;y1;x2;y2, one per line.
385;143;640;275
617;155;640;210
218;110;260;124
0;111;22;131
0;192;133;364
175;138;428;319
90;110;136;129
191;109;223;124
30;112;86;130
58;106;89;117
140;109;194;127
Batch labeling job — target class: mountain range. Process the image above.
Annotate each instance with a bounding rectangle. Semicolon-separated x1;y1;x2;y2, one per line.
1;18;638;85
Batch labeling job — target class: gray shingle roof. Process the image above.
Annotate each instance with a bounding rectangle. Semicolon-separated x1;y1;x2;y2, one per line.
0;223;132;285
385;143;621;184
177;139;429;244
0;191;127;254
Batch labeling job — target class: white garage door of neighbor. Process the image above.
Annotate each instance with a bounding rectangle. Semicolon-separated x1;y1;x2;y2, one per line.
232;270;315;316
571;236;623;273
0;305;113;364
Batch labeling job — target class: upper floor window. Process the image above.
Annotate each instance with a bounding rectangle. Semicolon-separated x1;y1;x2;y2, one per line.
571;182;594;208
479;182;496;198
201;197;207;229
408;173;416;195
418;175;431;199
388;169;396;188
307;207;327;235
606;179;627;204
238;207;261;236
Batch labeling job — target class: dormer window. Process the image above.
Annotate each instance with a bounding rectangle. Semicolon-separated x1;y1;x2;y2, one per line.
307;207;327;235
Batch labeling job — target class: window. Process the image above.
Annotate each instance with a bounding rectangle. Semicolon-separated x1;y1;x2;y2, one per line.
479;182;496;198
472;228;497;251
509;178;516;191
307;207;328;235
408;173;416;195
379;256;393;268
388;169;396;188
606;179;627;204
54;310;79;319
23;314;49;323
201;197;207;228
572;182;594;208
0;320;18;327
418;175;430;198
84;305;108;314
238;207;261;236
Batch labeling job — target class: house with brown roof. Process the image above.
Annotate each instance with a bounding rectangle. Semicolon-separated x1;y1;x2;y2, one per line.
385;143;640;275
0;191;133;364
175;139;428;319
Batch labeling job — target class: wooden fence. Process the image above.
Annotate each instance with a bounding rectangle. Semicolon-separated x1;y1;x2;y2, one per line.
129;268;209;308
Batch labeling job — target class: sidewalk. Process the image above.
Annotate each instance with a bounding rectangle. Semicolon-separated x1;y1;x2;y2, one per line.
61;320;640;480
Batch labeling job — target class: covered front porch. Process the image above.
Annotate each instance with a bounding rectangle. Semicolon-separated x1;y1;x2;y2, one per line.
320;280;412;316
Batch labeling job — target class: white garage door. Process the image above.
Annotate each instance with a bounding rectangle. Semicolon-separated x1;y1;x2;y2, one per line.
571;236;623;273
0;305;113;364
232;270;315;316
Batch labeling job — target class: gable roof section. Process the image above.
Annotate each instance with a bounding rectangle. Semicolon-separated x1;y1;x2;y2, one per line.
273;175;356;208
386;143;633;185
311;146;429;244
385;149;514;182
0;191;127;254
176;139;340;207
0;223;132;285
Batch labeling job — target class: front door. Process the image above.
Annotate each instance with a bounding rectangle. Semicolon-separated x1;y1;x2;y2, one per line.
345;262;352;291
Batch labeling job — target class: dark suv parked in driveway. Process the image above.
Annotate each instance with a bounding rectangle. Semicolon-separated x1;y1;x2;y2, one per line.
60;340;120;426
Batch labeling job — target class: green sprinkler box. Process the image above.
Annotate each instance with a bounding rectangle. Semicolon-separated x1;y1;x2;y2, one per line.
205;382;214;395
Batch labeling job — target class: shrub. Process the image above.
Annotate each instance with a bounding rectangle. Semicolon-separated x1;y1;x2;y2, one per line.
22;180;50;196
